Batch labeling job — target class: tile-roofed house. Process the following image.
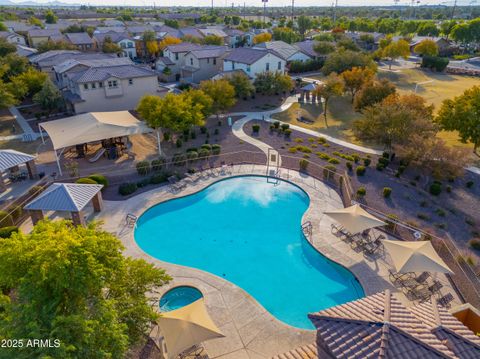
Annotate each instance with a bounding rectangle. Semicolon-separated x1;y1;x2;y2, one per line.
92;31;137;59
181;45;230;83
62;63;159;113
254;40;312;62
198;27;228;42
178;27;204;40
274;291;480;359
64;32;95;51
126;25;155;36
225;28;245;48
3;21;39;33
0;31;26;45
27;29;65;48
294;40;321;59
223;47;286;78
160;43;203;80
16;44;38;58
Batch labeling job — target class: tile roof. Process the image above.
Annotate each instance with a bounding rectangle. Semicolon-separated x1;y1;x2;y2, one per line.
16;44;38;57
32;52;116;68
0;150;35;172
70;64;156;83
271;343;322;359
54;57;132;74
28;29;62;38
293;40;318;58
188;45;229;59
24;183;103;212
178;27;204;39
224;47;271;65
308;291;453;358
225;28;245;37
198;28;228;38
157;56;175;66
254;40;303;60
65;32;94;45
165;42;202;53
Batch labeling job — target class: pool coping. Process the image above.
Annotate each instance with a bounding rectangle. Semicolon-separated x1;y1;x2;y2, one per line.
95;164;457;359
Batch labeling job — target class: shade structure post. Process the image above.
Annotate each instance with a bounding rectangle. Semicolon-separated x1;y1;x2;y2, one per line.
29;209;44;225
26;159;37;179
39;124;45;144
156;128;163;156
54;150;62;177
91;192;103;212
71;211;86;227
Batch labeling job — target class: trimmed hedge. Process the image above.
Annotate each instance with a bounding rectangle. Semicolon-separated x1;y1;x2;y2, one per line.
88;174;108;187
76;178;98;185
151;158;166;171
119;183;137;196
289;59;324;73
0;226;19;238
136;161;151;175
421;56;449;72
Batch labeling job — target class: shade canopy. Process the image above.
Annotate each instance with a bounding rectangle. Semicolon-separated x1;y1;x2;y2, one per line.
157;298;224;359
40;111;152;150
384;240;452;274
0;149;35;172
324;204;386;234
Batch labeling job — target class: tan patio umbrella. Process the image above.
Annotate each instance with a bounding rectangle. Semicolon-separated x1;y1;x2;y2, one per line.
384;240;453;274
157;298;224;359
324;204;386;234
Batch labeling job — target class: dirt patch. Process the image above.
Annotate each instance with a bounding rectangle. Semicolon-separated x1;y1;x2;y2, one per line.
0;109;23;136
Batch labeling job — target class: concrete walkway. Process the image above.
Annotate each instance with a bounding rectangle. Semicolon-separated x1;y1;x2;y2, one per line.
4;106;40;141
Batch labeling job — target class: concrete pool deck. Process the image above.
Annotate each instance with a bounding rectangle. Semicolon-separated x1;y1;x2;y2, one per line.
95;164;460;359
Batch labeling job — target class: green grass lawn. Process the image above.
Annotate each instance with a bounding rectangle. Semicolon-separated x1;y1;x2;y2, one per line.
292;69;480;150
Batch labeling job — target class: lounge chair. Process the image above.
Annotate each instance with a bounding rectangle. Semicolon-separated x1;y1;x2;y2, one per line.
429;280;443;295
168;176;185;192
331;223;353;240
437;293;454;308
125;213;137;227
185;172;201;183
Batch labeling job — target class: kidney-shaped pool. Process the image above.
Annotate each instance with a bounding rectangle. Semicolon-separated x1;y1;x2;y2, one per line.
135;175;364;329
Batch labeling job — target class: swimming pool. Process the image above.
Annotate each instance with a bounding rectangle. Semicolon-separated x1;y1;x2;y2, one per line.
135;176;364;329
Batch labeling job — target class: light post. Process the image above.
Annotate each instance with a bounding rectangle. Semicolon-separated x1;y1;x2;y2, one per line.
262;0;268;26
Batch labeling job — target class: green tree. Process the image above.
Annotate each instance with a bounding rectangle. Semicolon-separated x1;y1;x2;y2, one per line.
0;53;29;80
313;41;335;56
341;67;374;103
273;72;293;94
322;49;376;75
183;88;213;118
313;73;344;126
297;15;312;39
33;78;63;114
228;72;255;99
37;40;76;53
102;36;122;54
0;38;16;57
28;16;44;28
414;39;439;57
0;81;17;109
44;10;58;24
8;68;47;99
0;220;170;359
199;79;236;120
272;27;300;44
417;21;440;36
354;78;396;111
382;39;410;69
0;22;7;31
202;34;223;46
436;86;480;157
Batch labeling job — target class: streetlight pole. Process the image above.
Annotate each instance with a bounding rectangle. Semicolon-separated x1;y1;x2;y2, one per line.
262;0;268;26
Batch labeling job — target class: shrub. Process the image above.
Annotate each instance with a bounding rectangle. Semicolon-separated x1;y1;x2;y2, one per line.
87;174;108;187
346;161;353;170
201;144;212;150
284;129;292;137
435;208;446;217
273;121;280;129
281;123;290;131
328;158;340;164
198;148;211;158
356;166;366;176
317;152;331;160
150;173;169;184
356;187;366;197
363;158;371;166
176;138;183;148
417;213;430;221
429;182;442;196
28;185;44;196
378;157;389;167
466;180;474;188
294;137;303;143
0;226;19;238
136;161;151;175
172;153;186;166
317;137;326;144
469;238;480;251
446;185;452;193
212;144;221;155
76;177;98;185
421;55;449;72
186;151;199;161
351;153;360;163
376;163;385;171
299;159;309;171
296;145;312;153
200;126;207;134
385;214;399;231
119;183;137;196
288;147;297;153
151;158;166;171
382;187;392;198
269;124;275;131
252;124;260;133
136;178;150;188
382;151;390;159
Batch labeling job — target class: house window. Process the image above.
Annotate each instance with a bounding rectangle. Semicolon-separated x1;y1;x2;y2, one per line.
266;62;270;71
128;79;133;85
246;65;250;72
207;58;210;64
83;84;88;90
91;83;96;89
108;80;118;88
128;42;133;48
121;42;126;48
99;82;103;88
190;58;193;66
213;58;216;65
232;61;235;70
175;53;179;60
278;61;281;70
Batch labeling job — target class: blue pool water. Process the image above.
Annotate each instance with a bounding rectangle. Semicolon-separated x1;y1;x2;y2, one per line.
135;176;364;329
160;286;203;312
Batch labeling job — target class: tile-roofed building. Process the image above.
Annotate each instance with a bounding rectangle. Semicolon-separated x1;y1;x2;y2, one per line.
178;27;204;40
0;31;26;45
3;21;39;33
181;45;230;83
274;291;480;359
16;44;38;57
160;43;203;80
198;27;228;40
294;40;321;59
27;29;64;47
69;64;155;83
64;32;95;51
254;40;312;62
92;31;136;59
223;47;286;78
126;25;155;36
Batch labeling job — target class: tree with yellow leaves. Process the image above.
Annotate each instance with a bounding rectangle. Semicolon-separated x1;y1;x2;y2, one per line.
159;36;182;51
253;32;272;44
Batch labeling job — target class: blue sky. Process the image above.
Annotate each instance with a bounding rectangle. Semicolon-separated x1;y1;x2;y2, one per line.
10;0;468;7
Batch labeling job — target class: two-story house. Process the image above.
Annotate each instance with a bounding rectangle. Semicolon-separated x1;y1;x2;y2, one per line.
64;32;95;52
225;28;245;48
0;31;26;45
27;29;65;48
93;31;137;59
181;46;230;83
63;64;159;113
158;43;202;81
253;41;312;63
223;47;286;79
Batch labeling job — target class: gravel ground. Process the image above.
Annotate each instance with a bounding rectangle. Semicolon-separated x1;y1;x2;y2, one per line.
251;119;480;256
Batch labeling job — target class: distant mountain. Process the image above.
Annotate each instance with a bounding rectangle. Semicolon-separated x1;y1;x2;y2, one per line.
0;0;81;6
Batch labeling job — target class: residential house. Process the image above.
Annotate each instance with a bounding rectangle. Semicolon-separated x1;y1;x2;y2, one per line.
273;290;480;359
16;44;38;58
293;40;321;60
253;40;312;63
0;31;26;45
94;26;127;34
63;64;159;113
177;27;203;40
198;27;228;44
93;31;137;59
3;21;39;34
64;32;95;51
410;36;458;56
181;45;230;83
225;28;245;48
223;47;286;79
103;19;125;27
27;29;65;48
127;25;155;37
159;42;202;81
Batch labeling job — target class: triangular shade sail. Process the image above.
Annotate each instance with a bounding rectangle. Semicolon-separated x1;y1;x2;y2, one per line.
157;298;224;359
324;204;386;234
384;240;452;274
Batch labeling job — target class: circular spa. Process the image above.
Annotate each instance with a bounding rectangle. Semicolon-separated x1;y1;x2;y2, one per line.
135;176;364;329
159;286;203;312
